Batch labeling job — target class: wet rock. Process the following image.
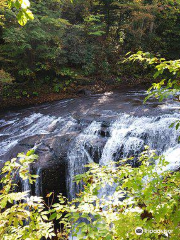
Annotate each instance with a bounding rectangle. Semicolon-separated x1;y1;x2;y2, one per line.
0;130;80;200
41;163;67;200
139;132;149;141
155;116;161;122
98;127;110;138
47;120;60;132
101;121;110;128
2;145;29;162
77;89;92;96
19;135;44;147
84;138;107;164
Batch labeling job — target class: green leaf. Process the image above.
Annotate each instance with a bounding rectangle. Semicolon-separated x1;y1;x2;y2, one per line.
17;11;28;26
169;122;175;128
26;149;35;156
0;197;8;208
49;212;57;220
25;10;34;20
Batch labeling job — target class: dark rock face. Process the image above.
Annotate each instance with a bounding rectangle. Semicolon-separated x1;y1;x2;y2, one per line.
84;138;107;164
23;133;80;199
40;163;67;200
98;128;110;138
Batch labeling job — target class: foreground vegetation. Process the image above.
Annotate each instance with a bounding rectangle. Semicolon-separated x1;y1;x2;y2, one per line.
55;147;180;240
1;147;180;239
0;150;55;239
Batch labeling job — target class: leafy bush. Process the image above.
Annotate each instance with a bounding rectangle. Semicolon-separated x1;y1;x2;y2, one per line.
51;147;180;240
0;150;55;240
1;147;179;240
126;51;180;101
127;51;180;131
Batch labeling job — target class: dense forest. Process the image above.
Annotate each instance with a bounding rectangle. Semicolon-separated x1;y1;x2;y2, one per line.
0;1;180;240
0;0;180;109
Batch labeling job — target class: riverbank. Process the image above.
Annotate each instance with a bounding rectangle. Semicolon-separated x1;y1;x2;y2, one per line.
0;77;152;112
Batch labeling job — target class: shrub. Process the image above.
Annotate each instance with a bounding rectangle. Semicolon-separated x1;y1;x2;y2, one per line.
51;147;180;240
0;150;55;240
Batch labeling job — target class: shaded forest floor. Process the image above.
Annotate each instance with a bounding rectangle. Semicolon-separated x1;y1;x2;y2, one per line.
0;77;152;112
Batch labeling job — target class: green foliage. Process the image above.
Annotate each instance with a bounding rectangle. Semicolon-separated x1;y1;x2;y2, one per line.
8;0;34;25
84;14;106;36
0;150;55;240
1;139;179;240
127;51;180;132
126;51;180;101
32;91;39;96
53;83;64;93
0;69;14;83
57;67;78;79
1;0;180;87
1;0;70;82
51;147;180;240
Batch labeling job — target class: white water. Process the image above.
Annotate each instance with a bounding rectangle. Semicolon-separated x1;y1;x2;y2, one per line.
67;121;102;200
67;113;180;199
0;113;56;158
99;113;179;166
35;168;42;197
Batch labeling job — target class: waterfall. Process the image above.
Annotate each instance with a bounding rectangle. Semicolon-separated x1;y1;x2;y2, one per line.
66;112;180;200
99;113;179;167
35;168;42;197
66;121;101;200
99;114;134;166
0;113;56;159
0;90;180;202
21;180;31;198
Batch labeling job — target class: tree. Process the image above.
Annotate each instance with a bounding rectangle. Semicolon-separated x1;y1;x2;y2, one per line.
0;0;71;82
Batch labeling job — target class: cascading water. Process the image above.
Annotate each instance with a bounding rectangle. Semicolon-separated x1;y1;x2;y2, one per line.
66;121;102;200
35;168;42;197
0;113;56;158
97;113;180;199
0;89;180;201
99;113;179;167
